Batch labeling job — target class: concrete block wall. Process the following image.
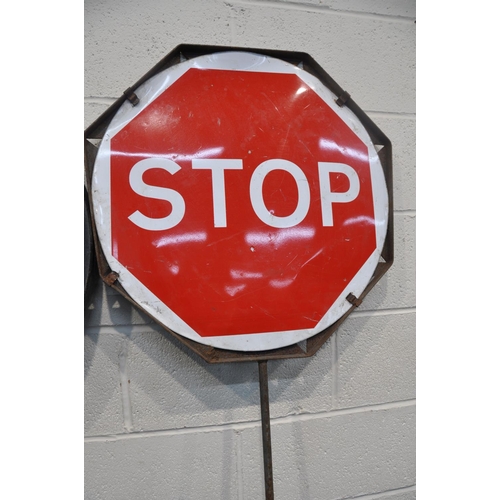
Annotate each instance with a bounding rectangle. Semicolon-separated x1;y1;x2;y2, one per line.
84;1;416;498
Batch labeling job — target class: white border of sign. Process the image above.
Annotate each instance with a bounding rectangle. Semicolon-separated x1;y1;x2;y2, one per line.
92;51;389;351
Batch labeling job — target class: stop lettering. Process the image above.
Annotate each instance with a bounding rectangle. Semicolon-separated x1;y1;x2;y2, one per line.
92;52;389;351
127;158;360;230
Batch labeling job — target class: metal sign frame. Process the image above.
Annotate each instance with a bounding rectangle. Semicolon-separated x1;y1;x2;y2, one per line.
84;43;393;364
84;185;97;307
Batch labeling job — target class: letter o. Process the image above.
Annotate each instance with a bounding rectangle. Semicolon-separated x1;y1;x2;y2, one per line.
249;159;310;228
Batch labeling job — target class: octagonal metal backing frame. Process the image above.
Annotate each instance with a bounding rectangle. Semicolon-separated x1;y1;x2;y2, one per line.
84;44;394;364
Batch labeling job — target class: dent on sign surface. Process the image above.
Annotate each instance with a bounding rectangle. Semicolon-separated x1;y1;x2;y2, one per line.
92;51;389;351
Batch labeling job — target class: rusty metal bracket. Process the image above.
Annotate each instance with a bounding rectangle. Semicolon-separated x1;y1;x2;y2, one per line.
103;271;119;286
124;87;140;106
335;90;351;107
346;293;362;307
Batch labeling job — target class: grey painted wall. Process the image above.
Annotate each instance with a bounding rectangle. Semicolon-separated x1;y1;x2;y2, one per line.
84;1;416;498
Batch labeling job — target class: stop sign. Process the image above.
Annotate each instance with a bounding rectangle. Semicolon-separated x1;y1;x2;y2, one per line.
92;51;389;351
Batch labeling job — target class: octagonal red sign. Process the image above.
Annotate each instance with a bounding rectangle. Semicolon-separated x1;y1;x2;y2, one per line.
92;51;389;351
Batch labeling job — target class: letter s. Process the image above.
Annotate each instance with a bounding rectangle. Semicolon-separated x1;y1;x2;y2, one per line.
128;158;185;231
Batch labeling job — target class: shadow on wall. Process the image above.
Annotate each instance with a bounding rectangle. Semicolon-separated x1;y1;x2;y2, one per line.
84;258;398;440
84;278;332;419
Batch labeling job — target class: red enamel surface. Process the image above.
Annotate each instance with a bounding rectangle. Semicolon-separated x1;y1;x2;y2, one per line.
110;68;376;337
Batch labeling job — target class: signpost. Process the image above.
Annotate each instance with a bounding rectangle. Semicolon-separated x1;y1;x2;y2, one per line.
85;45;393;499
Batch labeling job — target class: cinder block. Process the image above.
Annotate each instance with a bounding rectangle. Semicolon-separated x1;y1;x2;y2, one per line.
336;312;416;408
367;114;416;212
85;428;239;500
264;0;416;18
231;5;415;114
84;331;126;436
379;490;416;500
267;341;334;417
358;213;416;311
85;0;233;97
127;329;334;432
127;328;260;431
240;404;415;500
85;280;154;327
84;100;114;130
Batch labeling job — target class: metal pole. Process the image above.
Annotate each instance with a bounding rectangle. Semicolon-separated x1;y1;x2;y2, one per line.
258;360;274;500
